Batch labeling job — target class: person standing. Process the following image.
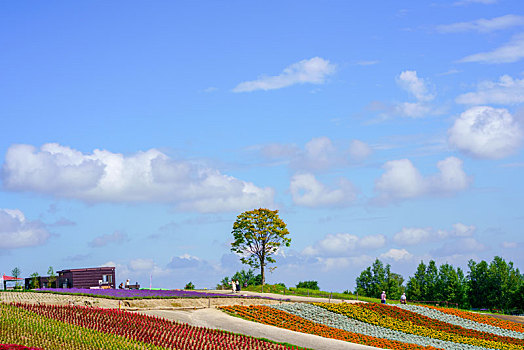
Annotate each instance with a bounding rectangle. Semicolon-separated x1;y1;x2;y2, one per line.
231;280;237;293
381;291;386;304
400;293;407;304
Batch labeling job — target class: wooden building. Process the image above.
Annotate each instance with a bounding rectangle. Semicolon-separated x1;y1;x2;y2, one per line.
24;276;54;290
57;267;115;289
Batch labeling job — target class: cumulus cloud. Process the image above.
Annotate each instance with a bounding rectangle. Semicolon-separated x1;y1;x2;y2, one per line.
437;14;524;33
501;241;518;248
0;209;50;249
433;237;486;256
394;223;476;247
454;0;498;5
456;74;524;105
348;140;372;161
374;157;470;201
2;143;274;213
460;33;524;63
452;223;476;236
290;173;357;208
302;233;386;257
88;231;128;248
393;227;433;246
397;70;435;102
260;137;372;171
380;248;413;262
233;57;336;92
167;254;204;269
448;106;523;159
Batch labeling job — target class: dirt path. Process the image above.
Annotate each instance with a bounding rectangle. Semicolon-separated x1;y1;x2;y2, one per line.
139;308;381;350
487;313;524;324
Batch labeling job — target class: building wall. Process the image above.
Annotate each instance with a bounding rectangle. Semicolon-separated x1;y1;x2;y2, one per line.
57;267;115;289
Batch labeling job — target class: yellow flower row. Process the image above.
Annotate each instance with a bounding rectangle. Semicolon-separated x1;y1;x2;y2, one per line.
315;303;519;350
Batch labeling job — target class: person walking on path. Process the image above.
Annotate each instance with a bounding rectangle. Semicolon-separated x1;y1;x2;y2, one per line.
400;293;407;304
381;291;386;304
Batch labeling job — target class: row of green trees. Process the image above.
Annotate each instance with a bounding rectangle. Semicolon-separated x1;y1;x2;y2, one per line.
8;267;57;289
355;256;523;312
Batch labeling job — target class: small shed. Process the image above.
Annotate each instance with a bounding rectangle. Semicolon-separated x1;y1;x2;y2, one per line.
57;267;116;289
2;274;24;290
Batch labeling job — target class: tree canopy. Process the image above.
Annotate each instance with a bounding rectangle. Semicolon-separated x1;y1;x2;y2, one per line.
230;208;291;285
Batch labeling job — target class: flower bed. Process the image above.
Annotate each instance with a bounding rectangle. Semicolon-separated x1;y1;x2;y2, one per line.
397;305;524;339
221;304;441;350
423;305;524;334
318;303;522;350
4;302;302;350
271;303;487;350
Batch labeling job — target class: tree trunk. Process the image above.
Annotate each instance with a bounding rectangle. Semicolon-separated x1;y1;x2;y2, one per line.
261;262;265;285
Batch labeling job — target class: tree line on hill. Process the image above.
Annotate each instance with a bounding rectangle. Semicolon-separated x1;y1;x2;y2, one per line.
355;256;523;312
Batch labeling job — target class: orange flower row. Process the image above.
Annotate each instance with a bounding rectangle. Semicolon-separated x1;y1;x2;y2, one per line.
423;305;524;334
220;305;441;350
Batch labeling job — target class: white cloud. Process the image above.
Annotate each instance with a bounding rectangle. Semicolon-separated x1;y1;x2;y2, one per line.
375;159;426;199
0;209;50;249
302;233;385;257
433;237;486;256
452;223;476;236
358;234;386;250
380;248;413;262
290;173;357;208
391;71;438;118
394;227;432;245
454;0;498;5
448;106;523;159
456;74;524;105
167;254;203;269
397;70;435;102
89;231;128;248
374;157;470;201
437;15;524;33
394;223;476;247
348;140;372;161
260;137;371;171
2;143;274;213
233;57;336;92
460;33;524;63
501;241;517;248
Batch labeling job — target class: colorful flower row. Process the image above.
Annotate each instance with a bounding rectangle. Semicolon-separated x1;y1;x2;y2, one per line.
358;302;524;346
270;303;486;350
1;303;163;350
423;305;524;334
8;302;300;350
317;303;521;350
397;304;524;340
220;304;441;350
0;345;41;350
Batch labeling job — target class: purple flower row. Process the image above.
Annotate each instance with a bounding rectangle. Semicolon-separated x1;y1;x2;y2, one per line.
35;288;288;301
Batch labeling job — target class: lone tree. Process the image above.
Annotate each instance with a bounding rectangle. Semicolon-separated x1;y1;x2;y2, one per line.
231;208;291;285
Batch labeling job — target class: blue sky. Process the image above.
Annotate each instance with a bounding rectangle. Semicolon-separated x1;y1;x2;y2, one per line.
1;0;523;291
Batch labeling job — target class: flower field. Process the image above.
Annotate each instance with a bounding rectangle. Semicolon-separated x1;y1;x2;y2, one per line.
0;302;304;350
35;288;287;301
220;302;524;350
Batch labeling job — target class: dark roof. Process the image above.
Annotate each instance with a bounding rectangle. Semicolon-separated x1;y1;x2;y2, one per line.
58;267;115;273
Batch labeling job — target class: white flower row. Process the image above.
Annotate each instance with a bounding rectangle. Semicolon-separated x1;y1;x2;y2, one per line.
397;305;524;340
270;303;490;350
